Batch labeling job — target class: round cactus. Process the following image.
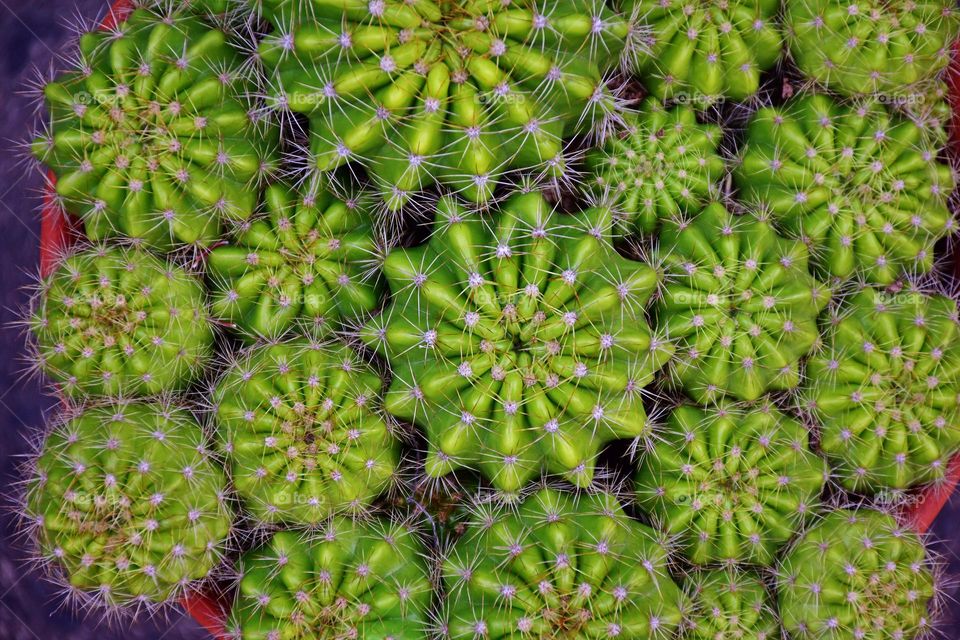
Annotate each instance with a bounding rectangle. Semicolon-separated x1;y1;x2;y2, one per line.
439;487;686;639
207;183;383;341
29;245;214;398
212;337;400;525
735;94;956;285
655;202;830;403
227;517;433;639
257;0;630;210
360;191;674;494
625;0;783;103
32;7;279;251
803;287;960;493
23;401;233;608
635;402;826;566
681;568;778;640
785;0;960;97
585;99;725;235
777;508;935;640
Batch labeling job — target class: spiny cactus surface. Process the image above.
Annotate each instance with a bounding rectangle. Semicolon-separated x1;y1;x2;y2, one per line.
361;191;673;494
24;402;233;608
213;337;399;525
735;94;956;285
655;202;830;403
227;518;433;638
30;245;214;398
439;487;686;639
33;8;279;251
681;568;778;640
635;402;826;565
207;183;383;341
804;287;960;493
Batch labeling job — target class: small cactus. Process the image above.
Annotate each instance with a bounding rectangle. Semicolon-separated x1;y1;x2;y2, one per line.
655;202;830;403
22;401;233;609
635;402;827;566
207;183;384;342
32;7;279;251
361;191;673;494
212;337;400;525
777;508;936;640
439;487;686;639
226;517;433;639
735;94;956;285
803;287;960;493
585;98;725;235
681;568;778;640
29;245;215;398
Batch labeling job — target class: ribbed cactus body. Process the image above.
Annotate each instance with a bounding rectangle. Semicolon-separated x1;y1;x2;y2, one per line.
207;184;383;341
30;245;214;398
362;191;673;494
213;338;399;525
636;403;826;565
656;202;829;403
682;568;778;640
32;8;278;251
804;288;960;492
24;402;233;607
227;518;433;639
440;488;686;639
735;95;956;284
777;509;935;640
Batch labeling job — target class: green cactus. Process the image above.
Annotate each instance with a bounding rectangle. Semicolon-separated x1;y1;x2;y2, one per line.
803;287;960;493
777;508;935;640
29;245;214;398
635;402;826;566
32;7;279;251
681;568;779;640
212;337;400;525
785;0;960;97
257;0;631;210
655;202;830;403
207;183;384;342
735;94;956;285
439;487;686;639
227;517;433;639
625;0;783;103
585;99;725;235
361;191;673;495
23;402;233;608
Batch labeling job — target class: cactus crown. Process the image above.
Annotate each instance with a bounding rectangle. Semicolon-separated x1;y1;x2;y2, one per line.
681;568;779;640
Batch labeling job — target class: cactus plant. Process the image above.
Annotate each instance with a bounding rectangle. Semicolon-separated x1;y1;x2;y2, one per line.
625;0;783;103
257;0;631;210
207;183;383;341
803;287;960;493
682;568;778;640
785;0;960;97
226;517;433;639
212;337;400;525
777;508;936;640
635;402;826;566
22;401;233;608
439;487;686;639
29;245;214;398
32;7;279;251
655;202;830;403
360;191;673;495
585;98;725;235
735;94;956;285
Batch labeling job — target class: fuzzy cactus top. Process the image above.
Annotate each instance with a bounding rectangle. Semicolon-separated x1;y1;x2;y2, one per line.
258;0;630;209
32;8;279;251
682;568;778;640
656;202;830;403
439;488;686;639
361;191;673;494
24;402;233;608
804;287;960;493
30;245;214;398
